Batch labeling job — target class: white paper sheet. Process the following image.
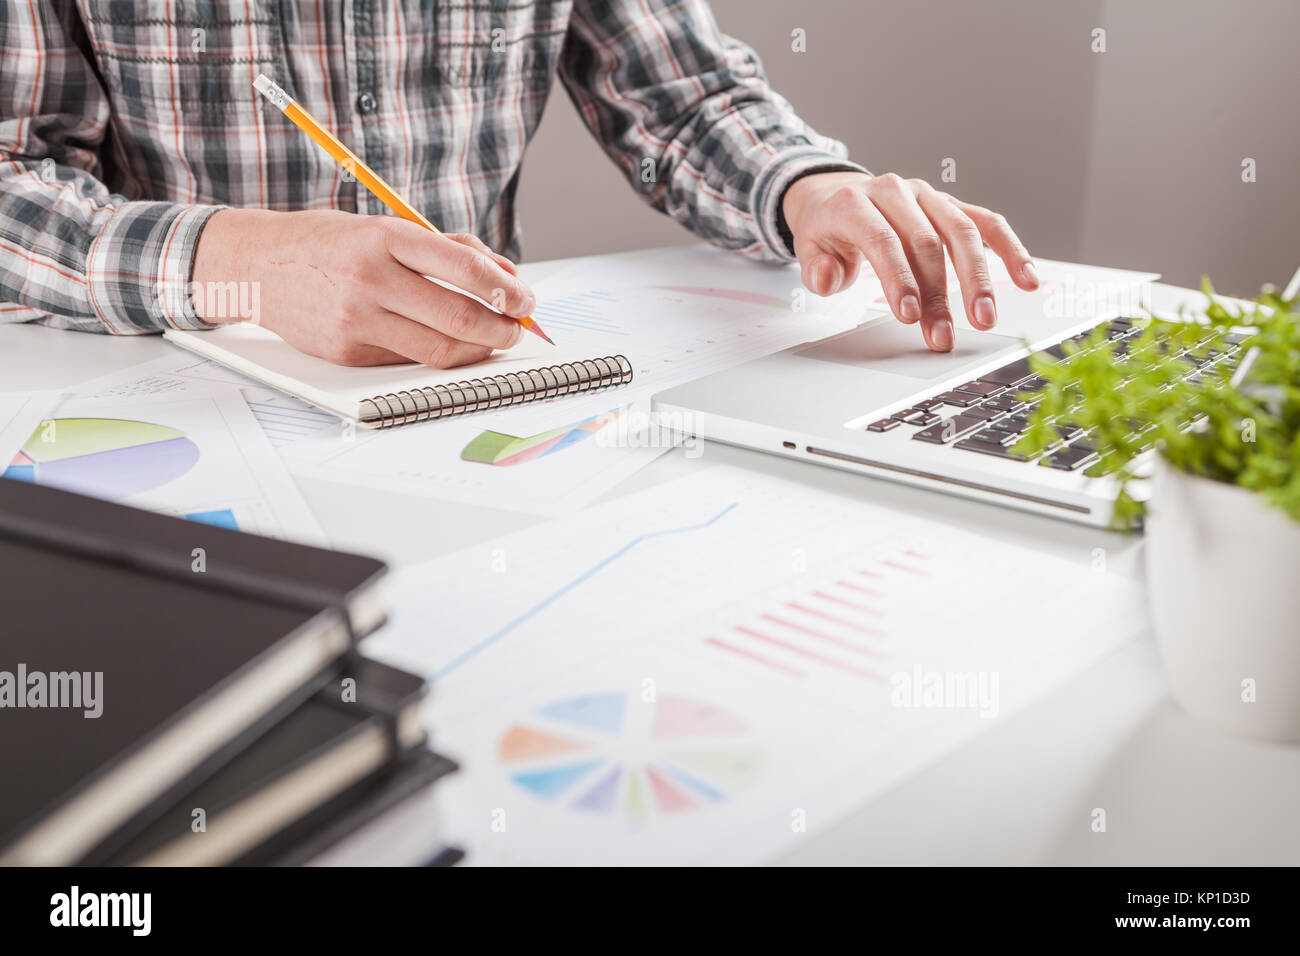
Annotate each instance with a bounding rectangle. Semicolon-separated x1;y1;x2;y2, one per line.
479;244;885;432
4;385;327;545
70;353;340;450
0;390;63;468
365;466;1149;865
279;399;672;516
66;354;671;517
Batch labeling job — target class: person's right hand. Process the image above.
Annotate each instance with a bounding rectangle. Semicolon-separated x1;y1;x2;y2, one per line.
190;209;537;367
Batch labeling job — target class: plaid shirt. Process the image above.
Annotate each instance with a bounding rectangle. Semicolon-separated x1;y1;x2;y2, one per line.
0;1;862;334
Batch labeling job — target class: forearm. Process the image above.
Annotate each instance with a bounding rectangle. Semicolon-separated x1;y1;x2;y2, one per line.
0;159;224;333
0;0;223;333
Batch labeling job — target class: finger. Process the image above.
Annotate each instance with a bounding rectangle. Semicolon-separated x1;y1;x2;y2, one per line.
868;175;953;351
803;186;921;322
354;308;496;369
446;232;520;277
382;220;536;316
376;263;524;350
836;250;864;292
950;198;1038;290
793;245;866;298
914;183;996;331
795;247;845;297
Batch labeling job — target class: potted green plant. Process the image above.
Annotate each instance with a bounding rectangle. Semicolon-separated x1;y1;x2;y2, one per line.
1017;282;1300;742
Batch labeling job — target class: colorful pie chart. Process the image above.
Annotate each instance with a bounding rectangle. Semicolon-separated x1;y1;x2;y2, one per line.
3;418;200;501
460;409;622;467
498;692;763;820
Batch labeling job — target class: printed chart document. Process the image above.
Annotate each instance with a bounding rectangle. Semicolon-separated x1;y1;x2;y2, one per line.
482;244;886;432
71;354;671;517
367;467;1149;865
3;385;327;545
0;391;62;465
278;400;670;516
71;353;339;451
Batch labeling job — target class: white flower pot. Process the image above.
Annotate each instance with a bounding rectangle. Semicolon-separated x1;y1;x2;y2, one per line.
1145;456;1300;743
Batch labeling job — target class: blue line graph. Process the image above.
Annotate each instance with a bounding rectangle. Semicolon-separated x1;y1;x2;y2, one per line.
532;290;628;336
246;400;336;447
438;502;739;676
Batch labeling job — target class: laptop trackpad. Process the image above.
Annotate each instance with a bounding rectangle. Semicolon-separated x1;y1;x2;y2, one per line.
796;319;1020;381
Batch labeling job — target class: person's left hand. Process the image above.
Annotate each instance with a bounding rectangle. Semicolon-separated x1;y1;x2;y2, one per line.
782;171;1040;352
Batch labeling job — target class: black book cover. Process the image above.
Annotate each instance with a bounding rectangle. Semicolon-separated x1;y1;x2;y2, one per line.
249;747;460;867
92;657;430;866
0;479;388;864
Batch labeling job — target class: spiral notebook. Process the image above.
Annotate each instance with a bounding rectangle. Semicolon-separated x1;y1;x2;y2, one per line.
164;325;632;428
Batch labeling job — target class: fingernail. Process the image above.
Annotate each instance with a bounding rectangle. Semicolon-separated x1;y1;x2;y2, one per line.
519;294;536;316
1021;262;1039;287
900;294;921;322
931;318;954;351
973;295;997;329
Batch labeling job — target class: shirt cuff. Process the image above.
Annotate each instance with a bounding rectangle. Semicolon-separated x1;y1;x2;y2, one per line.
86;201;227;333
751;147;870;260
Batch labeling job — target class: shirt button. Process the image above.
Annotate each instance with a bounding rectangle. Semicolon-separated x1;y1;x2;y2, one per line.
357;91;377;113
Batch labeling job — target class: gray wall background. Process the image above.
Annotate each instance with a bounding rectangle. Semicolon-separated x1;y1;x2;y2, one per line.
515;0;1300;298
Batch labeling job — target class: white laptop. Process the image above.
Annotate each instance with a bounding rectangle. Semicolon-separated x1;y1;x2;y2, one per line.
653;257;1266;528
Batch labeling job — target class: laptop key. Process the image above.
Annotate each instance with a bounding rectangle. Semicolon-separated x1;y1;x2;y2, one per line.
1042;444;1099;471
976;357;1034;387
955;437;1032;461
891;408;927;424
964;405;1005;422
913;398;944;411
914;412;941;426
982;395;1023;412
976;427;1021;447
913;414;986;444
866;418;902;432
934;391;980;408
954;380;1003;397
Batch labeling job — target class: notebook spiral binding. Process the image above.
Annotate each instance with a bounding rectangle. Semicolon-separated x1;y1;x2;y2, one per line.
357;355;633;427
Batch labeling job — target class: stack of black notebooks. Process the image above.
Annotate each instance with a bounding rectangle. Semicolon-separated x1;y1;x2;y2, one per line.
0;478;459;866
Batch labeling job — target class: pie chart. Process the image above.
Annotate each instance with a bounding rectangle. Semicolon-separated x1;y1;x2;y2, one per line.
4;418;200;501
460;409;624;468
498;692;763;820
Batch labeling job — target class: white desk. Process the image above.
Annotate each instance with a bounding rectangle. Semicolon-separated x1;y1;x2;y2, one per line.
4;266;1297;866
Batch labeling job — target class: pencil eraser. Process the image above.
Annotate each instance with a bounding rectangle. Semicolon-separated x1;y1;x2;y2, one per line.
252;74;290;110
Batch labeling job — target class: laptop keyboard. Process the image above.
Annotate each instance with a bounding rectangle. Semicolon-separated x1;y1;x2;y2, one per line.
866;317;1247;475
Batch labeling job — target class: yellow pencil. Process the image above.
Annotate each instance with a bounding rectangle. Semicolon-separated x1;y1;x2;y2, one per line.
252;74;553;345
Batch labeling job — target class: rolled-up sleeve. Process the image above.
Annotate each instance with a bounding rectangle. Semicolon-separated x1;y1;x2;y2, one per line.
0;0;222;333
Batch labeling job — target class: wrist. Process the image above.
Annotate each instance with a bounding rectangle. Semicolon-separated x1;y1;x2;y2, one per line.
781;170;872;239
191;208;280;323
